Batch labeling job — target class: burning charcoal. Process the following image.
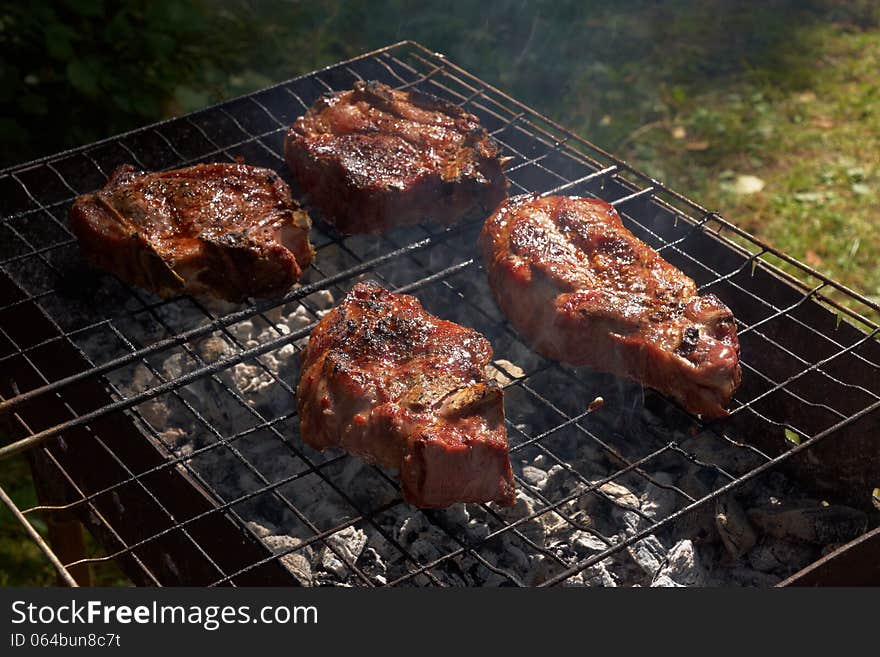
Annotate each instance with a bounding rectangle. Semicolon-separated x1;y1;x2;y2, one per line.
536;508;573;539
652;540;710;587
679;463;721;499
521;465;548;489
748;504;867;545
497;489;537;521
159;427;188;449
196;335;232;363
261;533;313;586
715;496;757;559
543;464;575;496
617;510;643;537
263;343;298;375
640;472;682;521
197;297;239;317
472;563;514;587
525;555;552;585
499;534;532;573
581;481;640;512
327;525;368;567
747;539;818;576
395;514;451;565
519;518;548;548
396;513;427;543
309;289;335;310
627;535;666;577
232;362;275;397
280;552;313;586
679;433;765;476
547;464;576;491
317;527;368;583
651;574;684;588
285;304;317;332
575;442;611;477
437;502;470;528
332;458;398;509
431;559;472;587
570;530;610;556
157;350;190;381
67;190;857;588
247;521;273;537
565;562;617;587
532;454;549;469
318;550;348;581
227;319;255;342
138;397;172;428
487;359;525;385
581;559;620;588
547;538;579;565
466;517;491;542
129;361;160;390
579;482;642;536
358;546;388;585
672;465;721;543
185;377;259;432
497;491;546;544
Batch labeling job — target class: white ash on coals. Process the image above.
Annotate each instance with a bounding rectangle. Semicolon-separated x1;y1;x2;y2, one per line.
72;265;867;587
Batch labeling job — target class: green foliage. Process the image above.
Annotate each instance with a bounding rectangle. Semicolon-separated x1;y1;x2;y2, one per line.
2;0;877;168
0;456;54;586
1;1;223;165
0;453;130;586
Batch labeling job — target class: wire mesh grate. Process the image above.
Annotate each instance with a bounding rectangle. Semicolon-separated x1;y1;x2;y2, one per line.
1;41;878;587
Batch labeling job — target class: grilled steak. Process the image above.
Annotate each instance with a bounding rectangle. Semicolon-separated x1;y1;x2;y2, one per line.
284;80;508;234
479;195;741;418
69;163;315;302
297;281;515;508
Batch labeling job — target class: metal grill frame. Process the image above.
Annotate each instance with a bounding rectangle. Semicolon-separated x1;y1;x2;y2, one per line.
1;40;878;587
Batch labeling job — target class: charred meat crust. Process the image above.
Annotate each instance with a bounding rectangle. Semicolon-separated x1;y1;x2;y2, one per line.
479;194;741;418
69;163;315;302
296;281;516;508
284;80;508;234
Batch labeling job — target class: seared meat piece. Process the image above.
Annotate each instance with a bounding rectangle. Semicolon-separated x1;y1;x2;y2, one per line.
479;195;741;418
69;163;315;302
297;282;515;508
284;80;508;234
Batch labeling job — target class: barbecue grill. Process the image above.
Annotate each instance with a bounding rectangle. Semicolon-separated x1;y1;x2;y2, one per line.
1;41;878;587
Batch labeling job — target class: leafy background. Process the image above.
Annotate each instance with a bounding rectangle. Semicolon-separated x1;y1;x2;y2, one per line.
1;1;874;165
0;0;878;584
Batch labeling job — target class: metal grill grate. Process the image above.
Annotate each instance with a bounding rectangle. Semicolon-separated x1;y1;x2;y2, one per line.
1;41;878;587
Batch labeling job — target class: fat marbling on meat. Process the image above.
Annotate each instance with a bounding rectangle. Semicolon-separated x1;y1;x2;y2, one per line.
69;163;315;302
296;281;515;508
285;80;508;234
479;194;741;418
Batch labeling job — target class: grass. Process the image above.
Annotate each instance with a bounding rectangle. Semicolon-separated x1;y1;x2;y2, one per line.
612;25;880;321
0;456;56;586
0;455;129;586
1;4;878;585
